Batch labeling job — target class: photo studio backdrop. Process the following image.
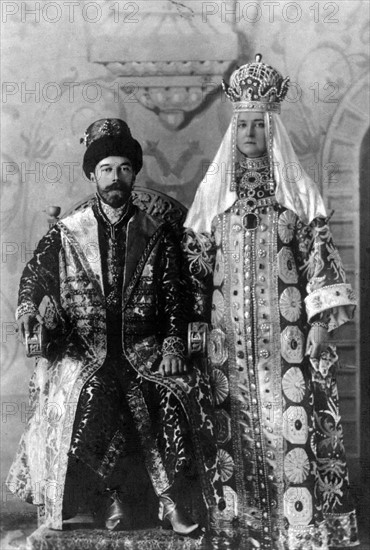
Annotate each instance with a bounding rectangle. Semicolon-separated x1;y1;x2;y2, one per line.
1;0;369;497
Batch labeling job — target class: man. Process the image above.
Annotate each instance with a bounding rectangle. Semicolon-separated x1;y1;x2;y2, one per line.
6;119;223;534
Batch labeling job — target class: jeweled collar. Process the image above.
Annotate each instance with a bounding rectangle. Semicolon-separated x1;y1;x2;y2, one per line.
239;154;269;171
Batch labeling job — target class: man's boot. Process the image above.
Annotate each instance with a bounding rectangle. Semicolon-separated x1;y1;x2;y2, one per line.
101;489;133;531
158;492;200;536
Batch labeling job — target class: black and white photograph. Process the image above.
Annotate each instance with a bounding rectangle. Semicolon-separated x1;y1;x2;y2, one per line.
1;1;369;548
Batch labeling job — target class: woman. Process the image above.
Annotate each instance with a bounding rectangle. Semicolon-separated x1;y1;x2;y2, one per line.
183;55;359;549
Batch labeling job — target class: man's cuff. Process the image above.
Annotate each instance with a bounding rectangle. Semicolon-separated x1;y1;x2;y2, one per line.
162;336;186;359
16;302;38;321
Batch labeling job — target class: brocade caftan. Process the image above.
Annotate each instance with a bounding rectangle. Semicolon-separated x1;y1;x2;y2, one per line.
6;196;224;529
183;171;359;549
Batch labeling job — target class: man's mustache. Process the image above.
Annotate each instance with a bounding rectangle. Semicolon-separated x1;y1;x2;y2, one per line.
104;182;125;192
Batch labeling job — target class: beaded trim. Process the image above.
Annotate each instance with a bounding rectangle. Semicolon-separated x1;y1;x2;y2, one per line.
239;154;269;171
161;336;186;359
232;101;281;113
310;321;329;330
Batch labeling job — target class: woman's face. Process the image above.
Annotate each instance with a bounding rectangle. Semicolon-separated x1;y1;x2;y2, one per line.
236;112;267;158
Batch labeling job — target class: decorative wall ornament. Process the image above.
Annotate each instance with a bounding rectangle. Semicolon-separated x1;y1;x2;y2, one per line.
88;1;239;129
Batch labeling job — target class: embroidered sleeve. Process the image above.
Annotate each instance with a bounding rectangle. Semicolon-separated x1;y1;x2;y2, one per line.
157;225;187;346
182;228;216;322
295;218;356;331
17;225;62;318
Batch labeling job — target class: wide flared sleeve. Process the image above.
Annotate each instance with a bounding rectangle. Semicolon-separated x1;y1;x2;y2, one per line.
294;217;356;331
16;225;62;320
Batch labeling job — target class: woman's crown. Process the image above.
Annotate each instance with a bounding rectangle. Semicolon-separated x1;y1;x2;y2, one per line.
222;54;290;112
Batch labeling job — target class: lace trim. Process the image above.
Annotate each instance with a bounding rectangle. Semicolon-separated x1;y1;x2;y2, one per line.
161;336;186;359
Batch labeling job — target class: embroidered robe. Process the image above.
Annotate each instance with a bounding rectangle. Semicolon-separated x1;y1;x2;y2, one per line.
6;197;223;529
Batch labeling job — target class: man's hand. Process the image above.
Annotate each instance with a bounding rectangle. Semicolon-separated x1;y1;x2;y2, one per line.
17;313;43;344
306;325;329;359
158;355;187;376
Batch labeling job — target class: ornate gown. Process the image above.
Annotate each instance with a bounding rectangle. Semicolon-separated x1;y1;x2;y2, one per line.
183;164;359;549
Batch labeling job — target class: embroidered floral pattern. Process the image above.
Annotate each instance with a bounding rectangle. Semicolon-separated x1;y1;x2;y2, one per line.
182;229;215;277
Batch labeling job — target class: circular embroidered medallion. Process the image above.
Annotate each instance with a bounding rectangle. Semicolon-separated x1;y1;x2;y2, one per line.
215;409;232;445
211;368;229;405
277;247;298;284
284;448;310;483
283;487;313;526
281;326;305;364
214;250;225;286
211;289;225;326
208;328;228;367
279;287;302;322
278;211;296;243
282;367;306;403
283;406;308;444
217;449;235;482
212;485;238;523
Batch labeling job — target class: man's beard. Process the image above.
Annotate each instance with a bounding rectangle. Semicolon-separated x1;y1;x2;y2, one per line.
97;183;132;208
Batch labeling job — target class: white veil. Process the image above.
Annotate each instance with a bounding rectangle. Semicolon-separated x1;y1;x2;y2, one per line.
184;111;327;234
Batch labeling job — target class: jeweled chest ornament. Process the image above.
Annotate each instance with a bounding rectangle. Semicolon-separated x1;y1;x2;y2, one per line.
241;171;262;190
233;192;277;230
240;197;261;229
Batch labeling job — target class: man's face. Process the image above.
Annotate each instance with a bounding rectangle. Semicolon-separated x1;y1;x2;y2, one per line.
91;156;135;208
236;112;267;158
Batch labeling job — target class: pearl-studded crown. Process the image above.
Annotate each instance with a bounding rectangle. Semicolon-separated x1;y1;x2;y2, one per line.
222;54;290;113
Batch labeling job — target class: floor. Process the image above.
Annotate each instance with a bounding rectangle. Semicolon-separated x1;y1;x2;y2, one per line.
1;499;369;550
